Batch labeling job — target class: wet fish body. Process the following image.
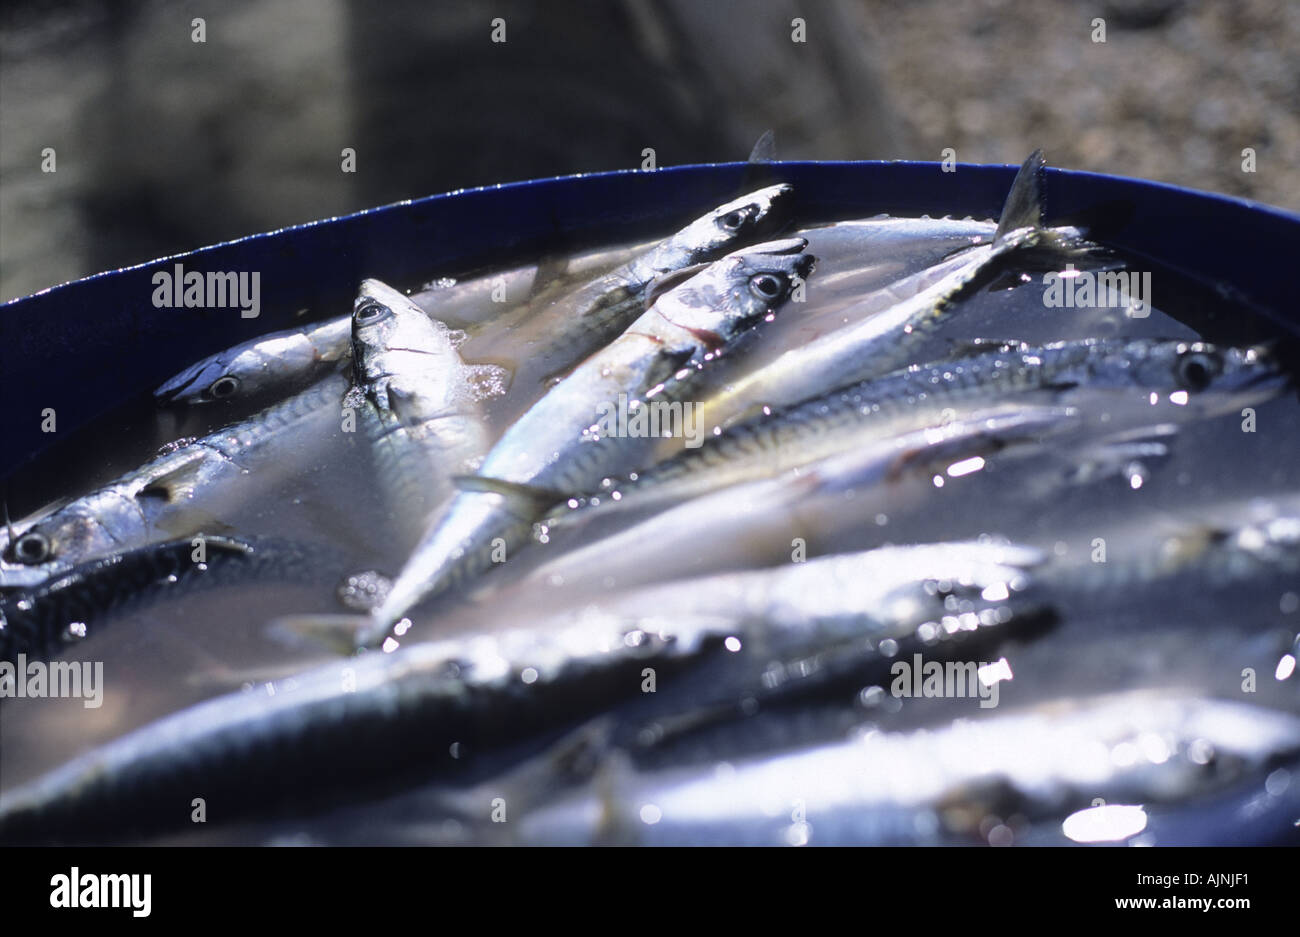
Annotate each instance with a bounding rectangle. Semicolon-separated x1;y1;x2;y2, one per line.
0;536;347;667
587;339;1285;513
407;237;658;329
486;184;796;385
0;539;1039;842
515;692;1300;845
693;152;1106;432
155;317;352;407
2;374;349;589
154;186;792;409
1033;495;1300;597
347;280;503;538
526;407;1077;593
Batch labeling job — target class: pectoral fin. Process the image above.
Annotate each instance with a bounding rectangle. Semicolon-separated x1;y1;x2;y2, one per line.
138;457;208;503
644;264;712;308
452;475;568;511
269;613;377;656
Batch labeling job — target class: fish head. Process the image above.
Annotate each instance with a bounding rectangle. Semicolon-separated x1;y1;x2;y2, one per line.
710;236;817;334
154;350;250;405
642;238;814;352
0;483;153;590
1116;340;1289;413
351;279;458;386
0;510;109;589
154;325;329;406
664;184;794;267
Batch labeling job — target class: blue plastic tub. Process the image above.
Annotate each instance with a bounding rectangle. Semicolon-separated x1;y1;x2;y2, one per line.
3;159;1298;480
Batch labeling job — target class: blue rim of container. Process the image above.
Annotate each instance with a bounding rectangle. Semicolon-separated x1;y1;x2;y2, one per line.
2;158;1297;478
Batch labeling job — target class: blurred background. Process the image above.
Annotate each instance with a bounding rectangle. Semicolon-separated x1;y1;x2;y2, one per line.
1;0;1296;302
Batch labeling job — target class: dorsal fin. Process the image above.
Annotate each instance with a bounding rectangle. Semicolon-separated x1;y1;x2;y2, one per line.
747;129;776;163
994;149;1047;243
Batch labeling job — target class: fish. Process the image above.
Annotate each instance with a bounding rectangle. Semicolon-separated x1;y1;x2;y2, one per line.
1;373;349;589
691;151;1108;433
472;183;797;390
0;535;348;668
405;238;659;329
0;538;1039;842
346;279;507;541
154;185;792;409
762;215;997;325
568;339;1287;515
1033;494;1300;597
321;236;817;650
155;317;352;407
510;692;1300;845
522;407;1078;595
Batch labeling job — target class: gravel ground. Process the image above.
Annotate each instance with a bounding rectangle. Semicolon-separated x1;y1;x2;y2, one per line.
867;0;1299;210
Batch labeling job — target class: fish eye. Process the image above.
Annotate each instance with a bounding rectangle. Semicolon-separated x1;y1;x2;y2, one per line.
749;272;786;300
719;209;749;232
12;531;51;565
355;300;389;323
1174;351;1221;392
208;375;240;399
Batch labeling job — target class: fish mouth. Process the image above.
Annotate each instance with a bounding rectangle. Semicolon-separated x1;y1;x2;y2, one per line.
1228;362;1293;394
792;253;817;279
729;183;794;232
730;236;808;259
357;278;405;306
752;183;794;218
